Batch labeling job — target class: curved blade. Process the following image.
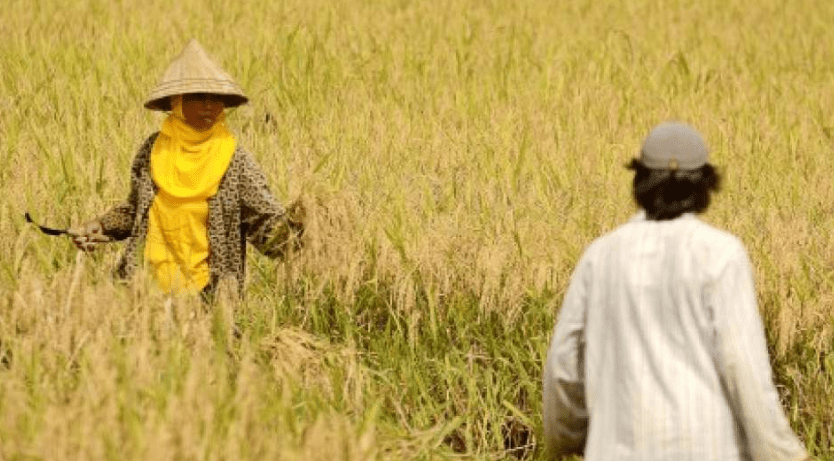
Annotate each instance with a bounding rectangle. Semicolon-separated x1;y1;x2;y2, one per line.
24;212;70;236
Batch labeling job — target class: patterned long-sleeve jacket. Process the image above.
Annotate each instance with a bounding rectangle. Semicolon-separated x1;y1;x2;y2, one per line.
98;132;303;298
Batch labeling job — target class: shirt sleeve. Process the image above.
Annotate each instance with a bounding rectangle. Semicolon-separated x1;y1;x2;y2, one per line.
543;256;590;459
710;246;809;461
238;151;304;259
98;134;157;241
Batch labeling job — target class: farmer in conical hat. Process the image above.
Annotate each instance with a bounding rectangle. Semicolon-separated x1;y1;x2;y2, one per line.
542;122;809;460
71;39;304;300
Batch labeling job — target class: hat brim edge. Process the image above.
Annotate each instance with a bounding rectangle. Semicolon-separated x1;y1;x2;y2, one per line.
144;93;249;112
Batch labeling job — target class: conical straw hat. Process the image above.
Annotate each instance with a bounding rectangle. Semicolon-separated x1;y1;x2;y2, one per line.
144;39;248;111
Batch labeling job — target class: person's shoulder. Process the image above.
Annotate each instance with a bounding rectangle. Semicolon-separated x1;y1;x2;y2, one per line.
140;131;161;148
583;215;644;253
128;132;161;168
132;132;161;158
686;217;746;254
682;217;753;278
584;214;747;260
230;144;256;164
577;224;623;267
224;145;269;182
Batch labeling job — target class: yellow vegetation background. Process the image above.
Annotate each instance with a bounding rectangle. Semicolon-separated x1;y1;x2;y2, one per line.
0;0;832;459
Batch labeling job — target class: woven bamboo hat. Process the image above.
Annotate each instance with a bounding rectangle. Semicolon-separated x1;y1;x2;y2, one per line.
144;39;248;111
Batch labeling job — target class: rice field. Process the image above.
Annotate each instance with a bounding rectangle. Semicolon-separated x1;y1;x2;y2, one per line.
1;0;832;459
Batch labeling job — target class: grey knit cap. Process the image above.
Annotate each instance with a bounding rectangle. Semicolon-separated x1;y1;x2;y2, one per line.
639;122;709;170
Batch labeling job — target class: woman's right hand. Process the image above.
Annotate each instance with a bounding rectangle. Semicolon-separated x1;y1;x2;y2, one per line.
69;220;111;252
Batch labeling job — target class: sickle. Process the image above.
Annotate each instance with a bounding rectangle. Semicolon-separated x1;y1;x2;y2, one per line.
24;212;72;236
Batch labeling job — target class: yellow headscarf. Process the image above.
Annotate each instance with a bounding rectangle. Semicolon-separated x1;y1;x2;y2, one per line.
144;95;236;294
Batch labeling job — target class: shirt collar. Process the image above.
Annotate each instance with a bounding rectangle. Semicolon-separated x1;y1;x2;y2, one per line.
630;210;696;223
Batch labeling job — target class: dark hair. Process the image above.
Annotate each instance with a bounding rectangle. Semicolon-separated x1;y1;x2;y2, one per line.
627;159;721;220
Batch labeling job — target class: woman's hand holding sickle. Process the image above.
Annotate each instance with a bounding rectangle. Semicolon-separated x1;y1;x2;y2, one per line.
25;212;111;251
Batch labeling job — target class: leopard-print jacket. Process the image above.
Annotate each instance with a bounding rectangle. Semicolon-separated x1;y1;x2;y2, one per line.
98;132;302;298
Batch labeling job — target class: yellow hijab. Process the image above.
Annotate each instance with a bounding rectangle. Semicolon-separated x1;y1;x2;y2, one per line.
144;95;236;294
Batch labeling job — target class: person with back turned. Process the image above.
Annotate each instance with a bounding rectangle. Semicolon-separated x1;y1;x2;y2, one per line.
542;122;809;460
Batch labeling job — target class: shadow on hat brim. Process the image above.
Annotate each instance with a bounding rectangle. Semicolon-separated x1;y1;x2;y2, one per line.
144;93;248;112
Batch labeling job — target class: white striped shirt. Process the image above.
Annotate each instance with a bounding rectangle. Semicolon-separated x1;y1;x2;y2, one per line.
543;212;808;461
